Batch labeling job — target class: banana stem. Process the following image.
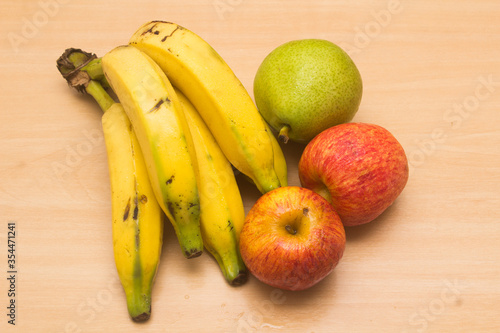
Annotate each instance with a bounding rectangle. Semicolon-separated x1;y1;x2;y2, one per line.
66;50;91;71
81;58;112;89
86;80;115;112
57;48;114;112
83;58;104;81
81;58;111;89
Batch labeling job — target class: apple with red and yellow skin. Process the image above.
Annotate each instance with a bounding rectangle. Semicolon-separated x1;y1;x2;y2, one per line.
239;186;346;291
299;122;409;227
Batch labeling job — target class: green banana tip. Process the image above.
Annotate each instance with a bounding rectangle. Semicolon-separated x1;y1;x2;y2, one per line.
229;271;248;286
131;312;151;323
185;248;203;259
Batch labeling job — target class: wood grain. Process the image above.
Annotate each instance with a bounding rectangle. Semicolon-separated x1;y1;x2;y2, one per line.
1;0;499;332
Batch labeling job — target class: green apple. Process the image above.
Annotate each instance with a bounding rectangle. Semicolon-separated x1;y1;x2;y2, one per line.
254;39;362;143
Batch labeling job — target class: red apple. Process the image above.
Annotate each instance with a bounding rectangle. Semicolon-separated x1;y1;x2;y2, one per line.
299;122;409;227
239;186;346;291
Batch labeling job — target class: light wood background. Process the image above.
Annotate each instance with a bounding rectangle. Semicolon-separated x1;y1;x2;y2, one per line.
1;0;499;332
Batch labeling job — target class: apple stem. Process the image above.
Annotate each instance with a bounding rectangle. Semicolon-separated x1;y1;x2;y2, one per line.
278;125;290;144
285;224;297;235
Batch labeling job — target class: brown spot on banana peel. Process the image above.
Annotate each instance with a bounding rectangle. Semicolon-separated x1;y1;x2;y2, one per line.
149;97;170;113
149;99;163;112
133;196;139;217
123;198;131;221
166;201;175;219
141;22;159;36
166;175;174;185
133;195;140;248
133;205;139;221
161;26;181;42
139;21;183;41
135;228;140;248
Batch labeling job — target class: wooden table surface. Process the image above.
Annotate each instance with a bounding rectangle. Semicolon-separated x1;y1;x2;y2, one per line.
1;0;499;332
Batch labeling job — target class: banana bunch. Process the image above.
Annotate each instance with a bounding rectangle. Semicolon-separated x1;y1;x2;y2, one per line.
57;20;288;321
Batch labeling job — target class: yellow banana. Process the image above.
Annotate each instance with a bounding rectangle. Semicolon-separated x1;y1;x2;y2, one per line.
102;100;163;322
129;21;285;194
102;45;203;258
175;88;248;285
57;48;163;322
240;129;288;189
